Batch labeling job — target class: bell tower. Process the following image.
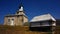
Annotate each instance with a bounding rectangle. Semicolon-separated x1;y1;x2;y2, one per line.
16;3;25;15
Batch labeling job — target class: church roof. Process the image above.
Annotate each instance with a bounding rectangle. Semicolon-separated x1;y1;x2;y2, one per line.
30;14;56;22
5;14;28;18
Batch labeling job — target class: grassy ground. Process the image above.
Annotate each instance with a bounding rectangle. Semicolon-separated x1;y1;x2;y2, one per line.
0;25;59;34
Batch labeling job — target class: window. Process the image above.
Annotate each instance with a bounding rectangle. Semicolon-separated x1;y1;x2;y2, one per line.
8;19;10;22
40;21;50;26
8;19;10;25
12;19;14;21
30;22;40;27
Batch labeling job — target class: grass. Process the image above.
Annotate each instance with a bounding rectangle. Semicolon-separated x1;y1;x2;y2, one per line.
0;25;60;34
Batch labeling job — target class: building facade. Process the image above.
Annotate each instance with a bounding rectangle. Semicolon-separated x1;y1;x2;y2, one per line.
4;5;28;26
30;14;56;32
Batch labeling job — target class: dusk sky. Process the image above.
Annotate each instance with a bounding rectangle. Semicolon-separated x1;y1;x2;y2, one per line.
0;0;60;24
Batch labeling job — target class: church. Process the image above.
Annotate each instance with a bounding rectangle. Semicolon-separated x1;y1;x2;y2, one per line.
4;5;28;26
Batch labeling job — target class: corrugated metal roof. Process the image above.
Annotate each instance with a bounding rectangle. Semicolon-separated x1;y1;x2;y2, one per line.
30;14;56;22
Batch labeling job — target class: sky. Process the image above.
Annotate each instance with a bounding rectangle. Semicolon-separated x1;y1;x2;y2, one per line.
0;0;60;24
